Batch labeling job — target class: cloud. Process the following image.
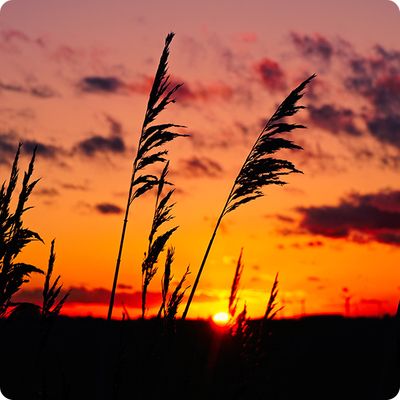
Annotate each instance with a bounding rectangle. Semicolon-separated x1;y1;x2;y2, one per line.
0;132;18;163
95;203;123;215
296;189;400;246
105;115;123;136
74;135;125;157
343;45;400;148
174;80;234;103
254;58;286;91
290;32;334;62
61;182;88;191
22;139;61;159
117;283;133;290
78;76;126;94
0;133;63;164
366;114;400;149
34;188;59;197
0;80;57;98
179;156;224;178
14;286;162;309
307;104;362;136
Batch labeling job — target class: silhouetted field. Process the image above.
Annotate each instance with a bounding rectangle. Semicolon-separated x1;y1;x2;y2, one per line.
0;315;398;400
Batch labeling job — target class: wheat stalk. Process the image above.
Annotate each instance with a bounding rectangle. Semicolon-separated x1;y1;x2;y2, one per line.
182;74;316;319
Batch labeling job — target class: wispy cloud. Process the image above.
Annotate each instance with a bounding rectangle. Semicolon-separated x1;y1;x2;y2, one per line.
179;156;224;178
308;104;362;136
0;80;57;98
290;32;334;62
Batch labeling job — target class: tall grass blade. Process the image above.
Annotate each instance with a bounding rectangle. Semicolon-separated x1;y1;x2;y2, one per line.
0;144;44;317
229;247;244;320
107;32;187;320
141;162;177;318
182;74;315;319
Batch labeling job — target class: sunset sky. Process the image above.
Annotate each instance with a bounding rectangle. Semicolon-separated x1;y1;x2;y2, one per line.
1;0;400;319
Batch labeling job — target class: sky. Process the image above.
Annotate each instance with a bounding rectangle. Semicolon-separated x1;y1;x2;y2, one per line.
1;0;400;319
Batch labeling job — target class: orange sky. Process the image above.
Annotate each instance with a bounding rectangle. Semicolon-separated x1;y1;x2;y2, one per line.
1;0;400;319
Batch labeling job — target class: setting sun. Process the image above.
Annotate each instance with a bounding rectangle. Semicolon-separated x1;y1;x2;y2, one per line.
212;311;230;327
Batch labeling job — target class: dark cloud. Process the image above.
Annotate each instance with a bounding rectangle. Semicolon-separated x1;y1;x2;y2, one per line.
14;286;162;309
74;135;125;157
290;32;334;62
308;104;362;136
22;139;61;159
117;283;133;290
34;188;59;197
296;189;400;246
307;276;321;282
344;45;400;148
95;203;123;215
0;81;57;98
366;114;400;149
179;156;223;178
0;133;62;164
0;133;18;163
254;58;286;91
0;81;25;93
78;76;126;94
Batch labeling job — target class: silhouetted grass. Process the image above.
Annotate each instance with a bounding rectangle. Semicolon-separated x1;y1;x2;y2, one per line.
182;74;316;319
0;144;44;317
141;162;177;318
108;32;188;320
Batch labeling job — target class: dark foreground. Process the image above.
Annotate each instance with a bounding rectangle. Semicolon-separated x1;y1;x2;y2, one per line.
0;315;399;400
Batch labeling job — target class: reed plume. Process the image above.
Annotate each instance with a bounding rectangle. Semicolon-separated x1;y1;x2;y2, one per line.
0;144;44;317
165;265;190;320
42;239;70;319
157;246;174;318
229;247;244;321
108;32;187;320
263;272;282;322
141;162;177;318
182;74;316;319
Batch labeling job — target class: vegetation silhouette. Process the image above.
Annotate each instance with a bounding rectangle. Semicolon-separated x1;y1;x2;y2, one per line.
107;32;187;320
0;32;399;400
182;73;316;319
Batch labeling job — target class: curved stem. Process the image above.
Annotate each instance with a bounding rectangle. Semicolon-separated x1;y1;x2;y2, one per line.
107;166;136;321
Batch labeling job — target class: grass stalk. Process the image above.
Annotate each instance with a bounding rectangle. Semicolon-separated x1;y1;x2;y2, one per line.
182;74;315;319
107;32;186;320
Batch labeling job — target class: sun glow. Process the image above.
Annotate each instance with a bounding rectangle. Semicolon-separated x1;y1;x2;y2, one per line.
212;311;230;327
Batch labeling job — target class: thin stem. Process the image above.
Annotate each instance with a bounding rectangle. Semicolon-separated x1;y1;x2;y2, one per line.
107;76;150;321
141;173;164;319
181;127;266;320
107;166;136;321
182;195;230;320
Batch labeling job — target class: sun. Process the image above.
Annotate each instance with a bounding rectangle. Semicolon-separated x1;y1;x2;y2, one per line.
212;311;230;327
